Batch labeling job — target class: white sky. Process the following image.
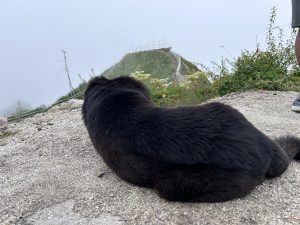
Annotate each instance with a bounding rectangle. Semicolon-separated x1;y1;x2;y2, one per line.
0;0;293;115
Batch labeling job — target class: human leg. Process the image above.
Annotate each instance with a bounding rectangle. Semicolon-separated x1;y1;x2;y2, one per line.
291;0;300;111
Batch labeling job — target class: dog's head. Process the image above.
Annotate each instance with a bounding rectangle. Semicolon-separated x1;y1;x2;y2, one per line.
82;76;151;127
84;76;151;100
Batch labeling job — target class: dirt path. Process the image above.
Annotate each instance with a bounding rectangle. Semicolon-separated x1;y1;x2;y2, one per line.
0;91;299;225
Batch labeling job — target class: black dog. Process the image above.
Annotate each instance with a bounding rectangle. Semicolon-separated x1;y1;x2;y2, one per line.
82;76;300;202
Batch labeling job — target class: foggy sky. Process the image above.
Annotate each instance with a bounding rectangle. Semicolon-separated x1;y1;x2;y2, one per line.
0;0;292;116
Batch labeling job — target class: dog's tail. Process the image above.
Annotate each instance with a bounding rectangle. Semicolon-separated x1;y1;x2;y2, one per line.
274;135;300;161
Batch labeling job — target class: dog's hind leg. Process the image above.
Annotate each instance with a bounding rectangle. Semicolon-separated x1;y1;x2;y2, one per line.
154;165;262;203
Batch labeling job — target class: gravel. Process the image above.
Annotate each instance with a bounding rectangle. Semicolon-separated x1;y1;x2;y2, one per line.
0;90;299;225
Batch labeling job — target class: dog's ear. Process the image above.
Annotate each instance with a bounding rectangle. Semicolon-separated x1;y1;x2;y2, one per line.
91;75;108;83
113;76;151;99
87;76;109;88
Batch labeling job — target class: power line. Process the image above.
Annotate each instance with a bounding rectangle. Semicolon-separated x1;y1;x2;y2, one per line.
29;68;65;105
8;51;79;121
8;89;86;122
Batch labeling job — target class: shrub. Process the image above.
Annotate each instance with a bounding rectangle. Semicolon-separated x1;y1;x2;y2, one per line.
208;7;300;96
130;71;214;106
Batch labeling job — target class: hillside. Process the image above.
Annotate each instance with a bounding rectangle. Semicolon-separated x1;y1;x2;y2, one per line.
53;48;200;104
101;48;199;79
1;91;300;225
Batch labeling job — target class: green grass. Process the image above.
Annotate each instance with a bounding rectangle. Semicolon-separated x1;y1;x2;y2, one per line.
102;49;198;79
131;71;215;107
0;130;18;139
181;57;199;75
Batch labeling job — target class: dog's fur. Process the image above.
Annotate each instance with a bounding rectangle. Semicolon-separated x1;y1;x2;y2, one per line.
82;76;300;202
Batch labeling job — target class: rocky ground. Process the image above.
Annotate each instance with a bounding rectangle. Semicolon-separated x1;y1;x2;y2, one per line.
0;91;300;225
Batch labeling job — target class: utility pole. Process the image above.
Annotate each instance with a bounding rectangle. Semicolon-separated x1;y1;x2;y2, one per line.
16;100;22;115
61;50;75;97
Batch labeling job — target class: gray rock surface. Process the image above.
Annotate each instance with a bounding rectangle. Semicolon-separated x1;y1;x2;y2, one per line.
0;91;299;225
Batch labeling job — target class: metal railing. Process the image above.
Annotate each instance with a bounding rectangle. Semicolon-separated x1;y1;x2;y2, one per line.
7;89;86;122
131;40;169;53
170;51;186;81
